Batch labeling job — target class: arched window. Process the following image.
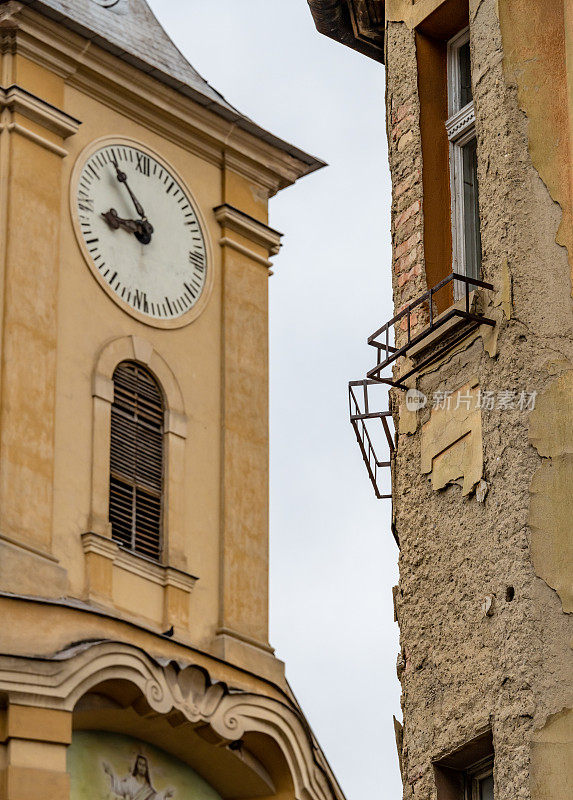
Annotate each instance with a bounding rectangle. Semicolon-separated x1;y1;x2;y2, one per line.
109;361;164;561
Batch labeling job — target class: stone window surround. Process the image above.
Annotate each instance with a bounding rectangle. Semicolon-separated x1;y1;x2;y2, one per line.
84;335;196;630
88;334;187;548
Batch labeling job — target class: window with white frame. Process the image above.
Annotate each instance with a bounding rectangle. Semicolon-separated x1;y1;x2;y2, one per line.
434;730;494;800
446;28;482;289
466;757;494;800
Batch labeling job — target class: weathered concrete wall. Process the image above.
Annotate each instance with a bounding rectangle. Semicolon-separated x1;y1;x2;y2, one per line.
385;1;573;798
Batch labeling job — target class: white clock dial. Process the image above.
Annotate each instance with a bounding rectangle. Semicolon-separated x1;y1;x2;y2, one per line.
73;141;209;325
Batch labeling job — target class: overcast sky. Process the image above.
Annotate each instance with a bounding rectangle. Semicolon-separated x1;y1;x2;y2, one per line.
148;2;400;798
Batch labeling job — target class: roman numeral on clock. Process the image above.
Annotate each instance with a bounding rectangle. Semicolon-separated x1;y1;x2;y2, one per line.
79;198;94;213
189;250;205;270
133;289;149;314
135;154;151;176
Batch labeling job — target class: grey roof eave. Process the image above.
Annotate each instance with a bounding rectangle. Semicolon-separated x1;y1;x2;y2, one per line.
14;0;326;179
307;0;385;63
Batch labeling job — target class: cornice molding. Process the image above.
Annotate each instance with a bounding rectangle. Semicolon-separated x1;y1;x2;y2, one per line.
218;237;274;270
81;531;118;559
214;204;283;256
1;7;325;192
4;121;68;156
0;532;60;564
13;0;324;176
0;641;346;800
215;625;276;656
0;82;81;157
0;84;81;137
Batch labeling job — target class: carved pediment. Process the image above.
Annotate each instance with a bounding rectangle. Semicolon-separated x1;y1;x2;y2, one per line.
0;641;345;800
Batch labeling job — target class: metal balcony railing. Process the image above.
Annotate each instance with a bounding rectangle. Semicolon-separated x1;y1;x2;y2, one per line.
348;380;394;500
348;272;495;500
367;272;495;389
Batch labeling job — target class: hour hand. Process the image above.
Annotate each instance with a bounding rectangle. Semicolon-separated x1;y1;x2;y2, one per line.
102;209;154;244
102;208;139;233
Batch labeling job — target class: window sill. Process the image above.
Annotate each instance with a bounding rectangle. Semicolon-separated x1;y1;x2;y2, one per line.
407;289;482;361
81;532;198;634
367;273;495;388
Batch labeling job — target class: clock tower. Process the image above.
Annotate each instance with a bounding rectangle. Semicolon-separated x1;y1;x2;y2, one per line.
0;3;343;800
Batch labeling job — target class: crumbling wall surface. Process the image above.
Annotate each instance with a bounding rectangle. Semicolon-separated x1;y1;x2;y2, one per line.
387;1;573;799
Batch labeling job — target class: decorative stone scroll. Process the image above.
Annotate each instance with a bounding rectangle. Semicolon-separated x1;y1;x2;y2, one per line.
0;641;343;800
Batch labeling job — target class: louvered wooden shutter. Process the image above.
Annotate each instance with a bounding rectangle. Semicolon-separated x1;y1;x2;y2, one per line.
109;361;164;561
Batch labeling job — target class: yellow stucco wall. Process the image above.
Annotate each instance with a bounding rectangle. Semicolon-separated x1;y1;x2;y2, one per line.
53;83;225;647
530;708;573;800
0;5;302;690
499;0;573;292
529;371;573;614
498;6;573;797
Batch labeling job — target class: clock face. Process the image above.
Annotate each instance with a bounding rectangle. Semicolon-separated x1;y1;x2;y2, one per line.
72;140;210;327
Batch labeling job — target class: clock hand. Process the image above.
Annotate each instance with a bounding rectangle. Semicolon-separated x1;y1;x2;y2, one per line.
102;209;154;245
109;156;153;244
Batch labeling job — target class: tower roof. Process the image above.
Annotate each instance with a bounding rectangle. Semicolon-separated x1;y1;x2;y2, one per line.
13;0;324;174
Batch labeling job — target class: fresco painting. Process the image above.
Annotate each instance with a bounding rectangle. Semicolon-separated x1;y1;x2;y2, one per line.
68;731;223;800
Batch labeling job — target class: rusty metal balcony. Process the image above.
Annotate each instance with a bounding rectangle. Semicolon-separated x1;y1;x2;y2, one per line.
348;379;394;500
367;272;495;389
348;273;495;501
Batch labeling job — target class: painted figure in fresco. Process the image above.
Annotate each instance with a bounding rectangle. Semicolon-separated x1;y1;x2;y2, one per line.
103;754;175;800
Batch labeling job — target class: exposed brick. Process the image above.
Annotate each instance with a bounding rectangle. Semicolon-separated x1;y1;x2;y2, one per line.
393;101;413;124
394;248;418;274
397;129;415;151
393;216;418;244
397;263;422;287
399;310;420;331
393;158;422;190
394;172;418;199
394;200;421;231
392;115;416;142
395;232;421;259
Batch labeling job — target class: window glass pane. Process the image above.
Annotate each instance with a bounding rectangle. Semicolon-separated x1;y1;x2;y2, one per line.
479;774;494;800
459;41;472;107
462;137;482;281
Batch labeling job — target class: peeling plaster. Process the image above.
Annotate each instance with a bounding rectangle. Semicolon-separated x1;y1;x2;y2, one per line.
530;708;573;800
498;0;573;295
529;371;573;613
385;3;573;798
421;379;483;495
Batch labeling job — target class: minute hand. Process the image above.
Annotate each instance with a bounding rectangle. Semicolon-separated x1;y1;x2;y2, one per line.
110;157;153;244
110;157;147;220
